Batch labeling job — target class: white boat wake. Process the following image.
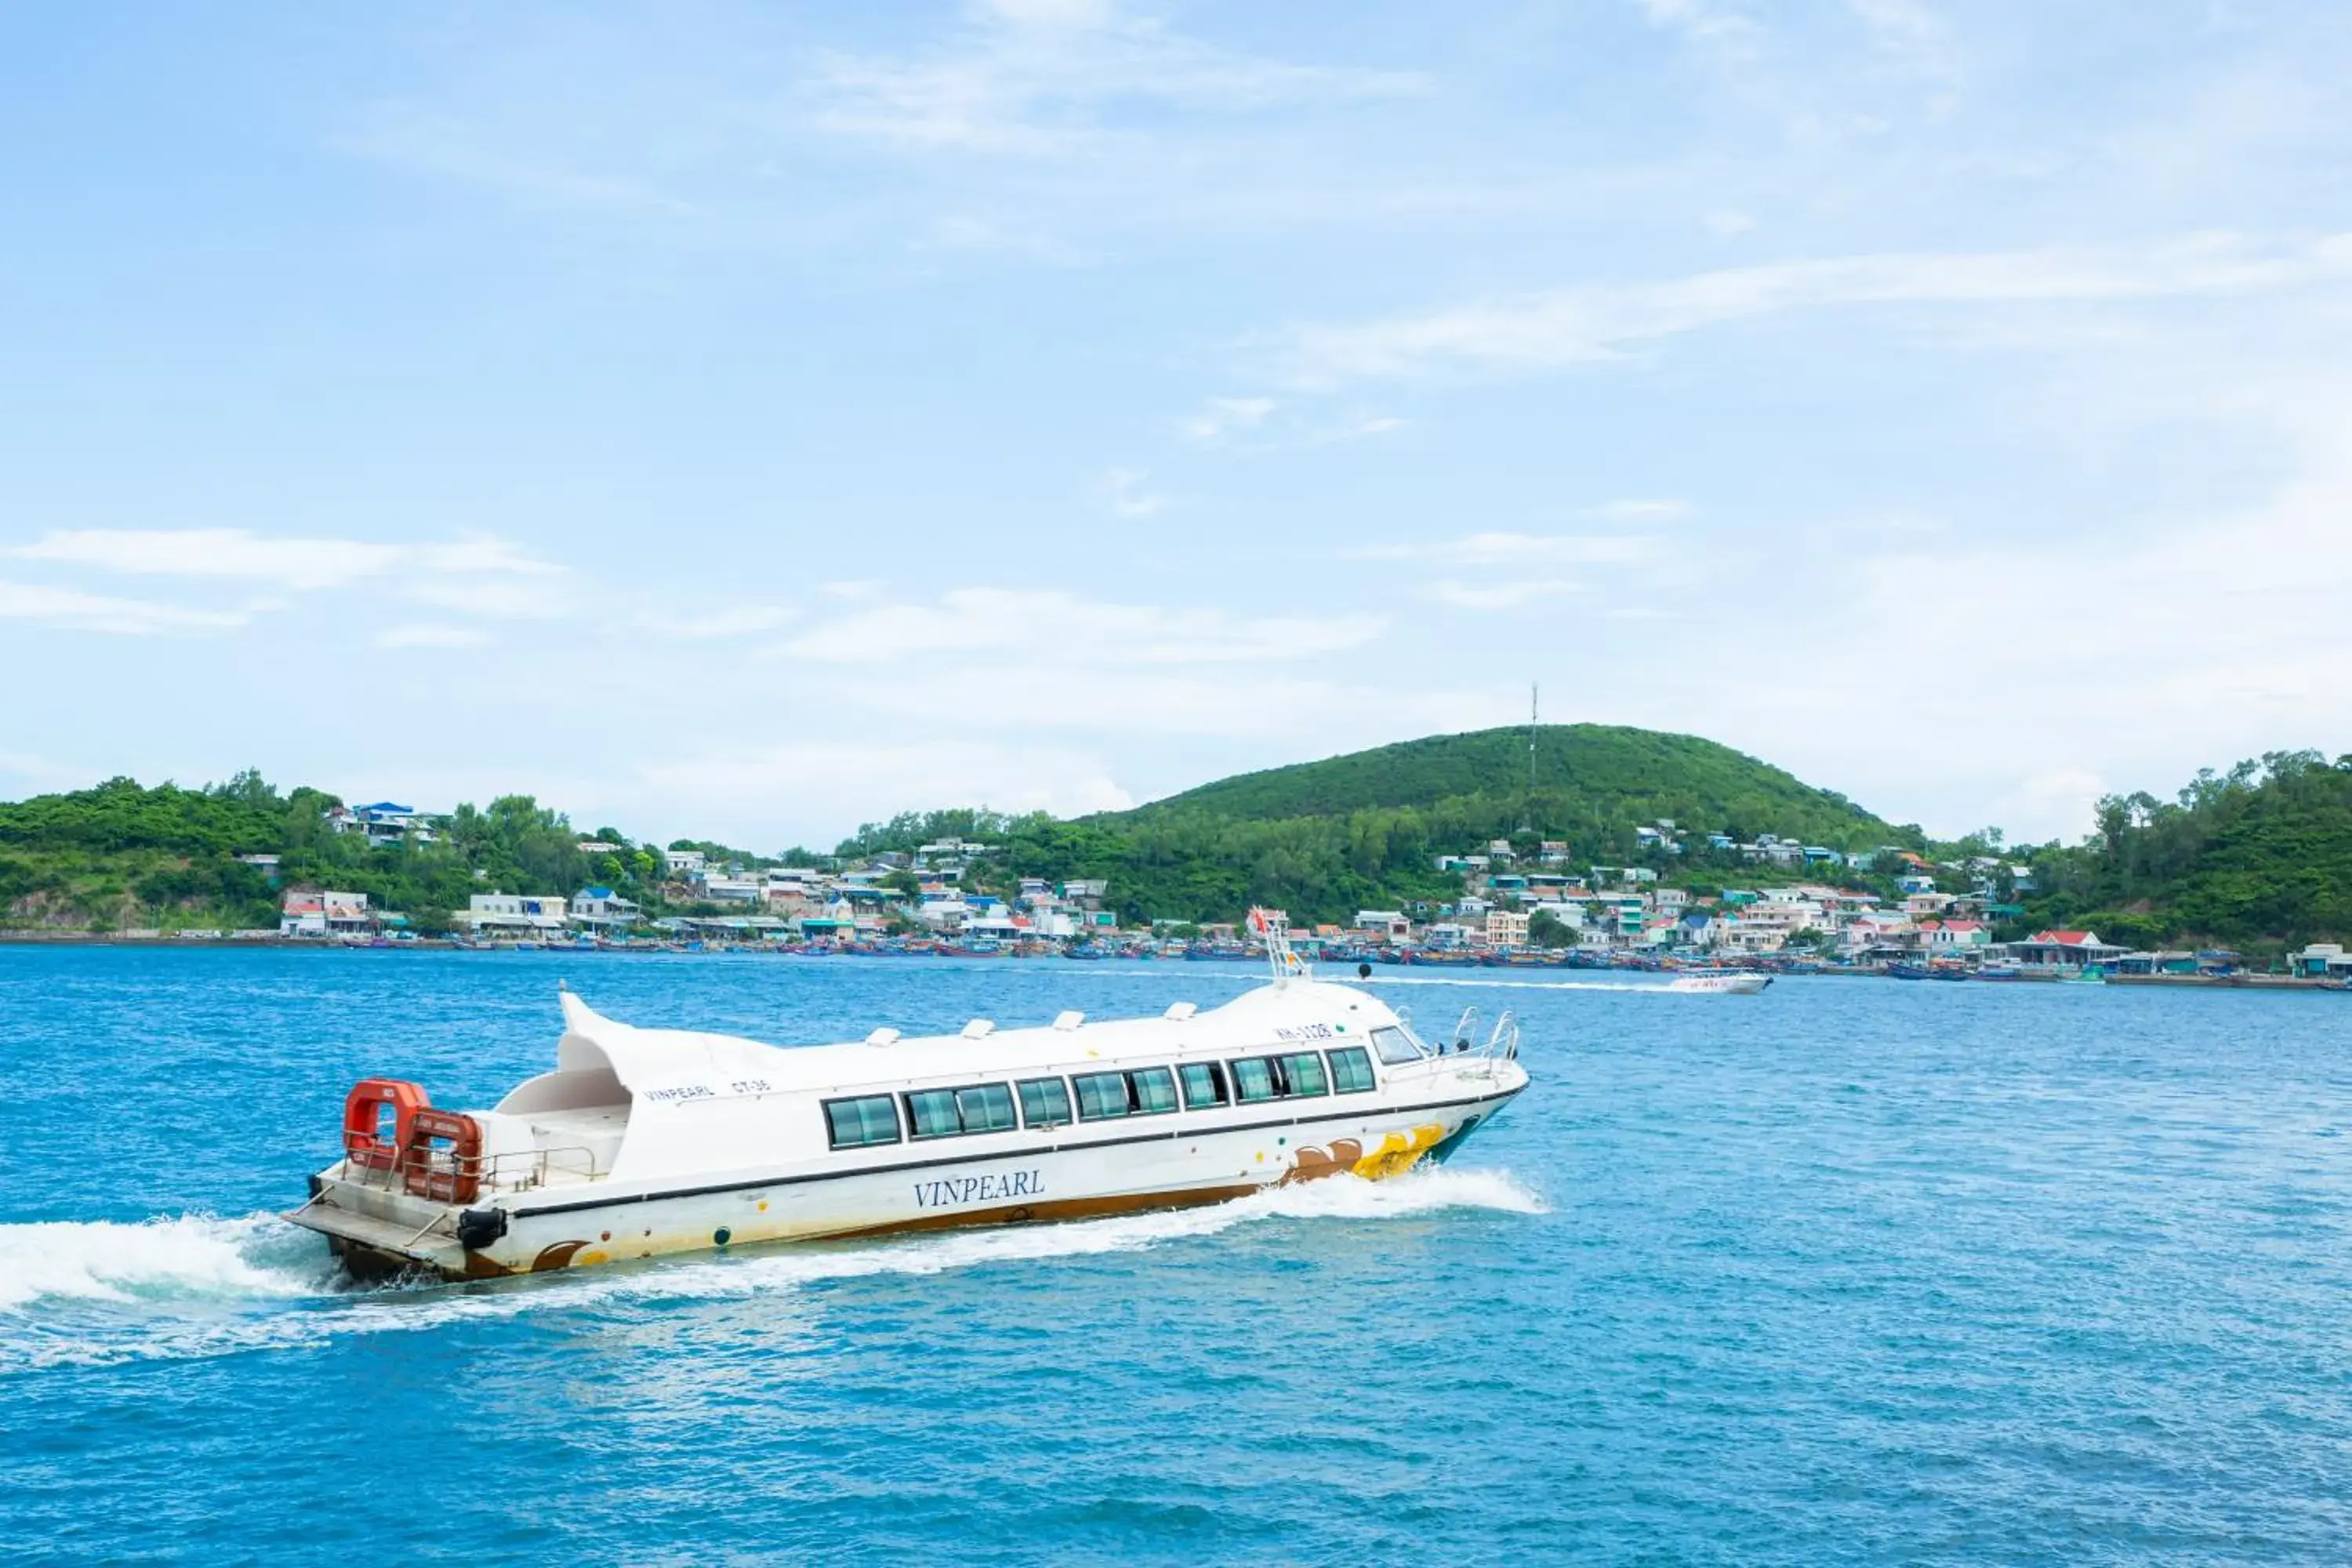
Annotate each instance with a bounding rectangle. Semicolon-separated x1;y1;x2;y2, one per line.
0;1166;1544;1374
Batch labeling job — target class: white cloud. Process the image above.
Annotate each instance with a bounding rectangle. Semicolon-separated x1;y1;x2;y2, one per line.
1181;395;1277;444
9;528;563;594
1308;414;1406;445
1431;579;1581;608
1846;0;1943;53
1638;0;1762;60
377;623;491;648
775;586;1382;666
404;577;574;619
10;530;401;591
807;0;1431;158
1280;233;2352;384
0;580;249;636
340;102;701;216
635;739;1135;828
1358;532;1655;566
1581;498;1693;523
1096;466;1174;518
635;605;800;639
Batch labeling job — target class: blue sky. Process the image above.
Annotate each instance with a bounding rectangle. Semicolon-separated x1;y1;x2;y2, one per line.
5;0;2350;849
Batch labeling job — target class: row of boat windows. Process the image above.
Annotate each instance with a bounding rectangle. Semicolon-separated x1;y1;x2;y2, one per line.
823;1045;1381;1150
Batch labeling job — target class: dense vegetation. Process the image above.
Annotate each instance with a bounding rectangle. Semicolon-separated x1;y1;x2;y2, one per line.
0;773;650;933
1122;724;1903;848
7;734;2350;946
2015;751;2352;951
834;726;1915;926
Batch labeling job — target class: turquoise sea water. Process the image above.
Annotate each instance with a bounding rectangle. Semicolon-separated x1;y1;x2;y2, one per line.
4;948;2350;1563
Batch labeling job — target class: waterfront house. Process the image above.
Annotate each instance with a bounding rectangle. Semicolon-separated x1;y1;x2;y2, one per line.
464;894;568;936
1355;910;1412;943
2009;930;2131;968
280;891;326;938
354;802;437;848
2290;943;2352;979
570;887;641;929
1917;918;1991;952
1485;909;1530;950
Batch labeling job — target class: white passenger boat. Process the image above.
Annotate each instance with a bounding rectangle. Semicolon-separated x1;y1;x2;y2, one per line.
285;920;1528;1281
1664;969;1772;995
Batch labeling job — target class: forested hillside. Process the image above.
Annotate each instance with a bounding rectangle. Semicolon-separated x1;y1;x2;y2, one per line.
13;738;2351;945
2019;750;2352;949
833;725;1908;926
0;774;647;932
1121;724;1897;847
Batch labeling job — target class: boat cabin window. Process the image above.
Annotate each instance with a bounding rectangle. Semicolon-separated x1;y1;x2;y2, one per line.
906;1089;960;1139
1230;1056;1280;1104
1130;1067;1178;1115
1231;1051;1332;1103
1073;1071;1131;1121
1018;1076;1073;1130
906;1082;1021;1140
1370;1025;1428;1065
1074;1068;1180;1122
1178;1062;1229;1109
1327;1046;1377;1094
958;1083;1018;1134
1277;1051;1330;1098
825;1094;902;1150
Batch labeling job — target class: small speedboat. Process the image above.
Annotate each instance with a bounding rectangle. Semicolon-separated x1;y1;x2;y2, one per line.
283;915;1528;1282
1664;969;1771;995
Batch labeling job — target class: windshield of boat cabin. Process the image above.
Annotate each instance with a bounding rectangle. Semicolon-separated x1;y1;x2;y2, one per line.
1370;1024;1431;1065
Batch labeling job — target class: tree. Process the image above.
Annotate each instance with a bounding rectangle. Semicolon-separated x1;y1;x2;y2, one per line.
1528;909;1577;949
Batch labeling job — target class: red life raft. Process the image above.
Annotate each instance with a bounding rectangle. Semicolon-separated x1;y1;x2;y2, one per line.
400;1107;486;1205
342;1078;431;1171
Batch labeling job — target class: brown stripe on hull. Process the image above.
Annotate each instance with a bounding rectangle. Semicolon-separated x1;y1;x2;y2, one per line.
821;1181;1263;1240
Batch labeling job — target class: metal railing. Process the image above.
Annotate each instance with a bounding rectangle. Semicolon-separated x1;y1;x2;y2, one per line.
336;1142;604;1197
1443;1005;1519;1079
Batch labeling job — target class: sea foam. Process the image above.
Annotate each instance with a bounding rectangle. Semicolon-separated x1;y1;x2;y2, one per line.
0;1167;1541;1373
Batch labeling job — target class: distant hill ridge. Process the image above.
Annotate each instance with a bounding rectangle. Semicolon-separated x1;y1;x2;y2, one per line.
1109;724;1896;848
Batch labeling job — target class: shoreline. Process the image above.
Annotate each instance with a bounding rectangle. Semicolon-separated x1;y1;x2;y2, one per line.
2;931;2345;990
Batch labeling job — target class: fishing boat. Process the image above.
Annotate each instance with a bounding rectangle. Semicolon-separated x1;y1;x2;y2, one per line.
1664;968;1771;995
283;913;1527;1282
1886;962;1931;980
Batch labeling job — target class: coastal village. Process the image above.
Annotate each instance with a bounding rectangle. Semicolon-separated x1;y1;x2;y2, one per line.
186;802;2352;986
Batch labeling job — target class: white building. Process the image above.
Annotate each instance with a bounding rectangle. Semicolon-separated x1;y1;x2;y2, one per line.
464;894;571;935
571;887;641;927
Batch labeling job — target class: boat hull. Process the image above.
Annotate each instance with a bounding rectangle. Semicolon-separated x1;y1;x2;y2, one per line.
290;1074;1524;1282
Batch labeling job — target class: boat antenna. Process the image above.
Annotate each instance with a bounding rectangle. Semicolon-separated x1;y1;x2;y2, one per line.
1521;681;1538;834
1249;906;1305;987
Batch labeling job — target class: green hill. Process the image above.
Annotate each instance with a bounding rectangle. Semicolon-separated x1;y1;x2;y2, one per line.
2018;750;2352;951
830;725;1911;927
1115;724;1897;848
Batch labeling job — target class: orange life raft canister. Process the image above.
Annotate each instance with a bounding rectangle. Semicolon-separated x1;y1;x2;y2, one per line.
342;1078;431;1171
400;1107;486;1206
